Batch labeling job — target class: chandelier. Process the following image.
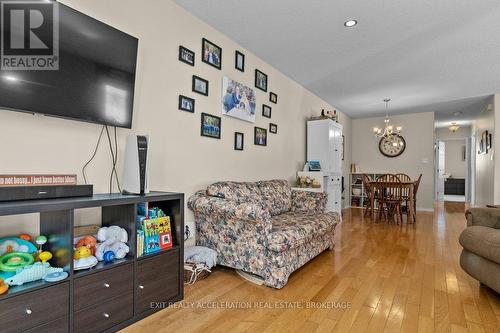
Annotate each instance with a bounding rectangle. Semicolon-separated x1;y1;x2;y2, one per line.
373;98;402;138
448;122;460;133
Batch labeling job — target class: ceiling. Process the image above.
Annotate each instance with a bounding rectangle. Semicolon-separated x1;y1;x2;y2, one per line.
175;0;500;122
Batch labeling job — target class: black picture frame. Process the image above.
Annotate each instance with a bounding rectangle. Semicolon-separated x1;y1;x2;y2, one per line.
254;127;267;146
201;38;222;70
192;75;209;96
200;113;221;139
234;132;244;150
269;92;277;104
269;123;277;134
255;69;268;92
262;104;272;118
178;45;195;66
178;95;195;113
235;51;245;72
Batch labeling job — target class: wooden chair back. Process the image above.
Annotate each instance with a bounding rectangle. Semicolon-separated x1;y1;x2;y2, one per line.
395;173;411;182
414;174;422;198
362;174;372;195
376;174;403;202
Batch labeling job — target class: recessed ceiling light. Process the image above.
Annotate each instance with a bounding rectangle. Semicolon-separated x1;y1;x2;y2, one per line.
3;75;18;82
344;19;358;28
453;111;462;116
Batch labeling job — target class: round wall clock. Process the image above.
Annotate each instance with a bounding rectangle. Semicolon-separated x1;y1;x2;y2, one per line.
379;134;406;158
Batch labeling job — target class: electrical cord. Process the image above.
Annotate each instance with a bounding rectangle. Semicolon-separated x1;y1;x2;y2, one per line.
104;125;122;194
82;126;105;184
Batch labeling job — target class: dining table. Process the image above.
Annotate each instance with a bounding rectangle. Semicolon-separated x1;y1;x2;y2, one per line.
368;180;417;223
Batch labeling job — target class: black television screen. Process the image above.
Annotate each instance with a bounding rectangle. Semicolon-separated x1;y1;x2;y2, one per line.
0;2;138;128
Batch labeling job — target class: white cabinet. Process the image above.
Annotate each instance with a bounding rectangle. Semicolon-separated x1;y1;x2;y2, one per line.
307;120;343;174
306;119;343;214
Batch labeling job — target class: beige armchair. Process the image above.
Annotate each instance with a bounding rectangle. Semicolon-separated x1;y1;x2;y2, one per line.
459;208;500;293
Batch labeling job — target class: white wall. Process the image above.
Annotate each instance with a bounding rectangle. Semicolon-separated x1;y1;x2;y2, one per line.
0;0;352;234
473;100;494;207
435;126;471;140
442;140;466;178
351;112;435;210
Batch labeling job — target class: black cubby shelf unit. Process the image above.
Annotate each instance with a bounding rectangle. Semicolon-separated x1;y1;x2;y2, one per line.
0;191;184;333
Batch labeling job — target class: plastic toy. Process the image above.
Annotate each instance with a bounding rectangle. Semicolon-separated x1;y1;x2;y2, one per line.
95;226;130;261
73;246;98;270
75;236;97;255
35;235;47;252
19;234;32;242
0;237;37;256
44;271;68;283
4;262;63;286
102;251;115;263
38;251;52;263
0;278;8;295
0;252;34;272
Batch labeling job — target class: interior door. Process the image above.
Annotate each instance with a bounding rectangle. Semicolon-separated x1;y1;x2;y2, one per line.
435;141;446;201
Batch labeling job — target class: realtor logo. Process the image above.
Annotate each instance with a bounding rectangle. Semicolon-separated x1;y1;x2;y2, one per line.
1;0;59;70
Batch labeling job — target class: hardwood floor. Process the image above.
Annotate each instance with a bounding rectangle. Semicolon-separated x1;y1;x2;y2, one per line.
122;203;500;333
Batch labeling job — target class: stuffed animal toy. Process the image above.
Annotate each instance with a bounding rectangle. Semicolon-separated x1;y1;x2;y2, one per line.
95;226;130;261
76;236;97;255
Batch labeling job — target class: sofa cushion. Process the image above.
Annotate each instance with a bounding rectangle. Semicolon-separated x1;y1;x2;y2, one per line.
459;226;500;265
206;181;263;205
266;212;338;252
257;180;292;216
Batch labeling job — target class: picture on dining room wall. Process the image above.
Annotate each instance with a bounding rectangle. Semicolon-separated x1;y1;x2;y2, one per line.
201;113;221;139
234;132;244;150
178;95;195;113
202;38;222;69
192;75;209;96
255;69;268;92
254;127;267;146
178;46;195;66
270;92;277;104
222;77;256;123
269;123;277;134
235;51;245;72
262;104;272;118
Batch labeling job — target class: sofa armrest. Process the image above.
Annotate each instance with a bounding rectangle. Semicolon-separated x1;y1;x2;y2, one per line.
188;191;271;227
465;208;500;229
290;190;327;213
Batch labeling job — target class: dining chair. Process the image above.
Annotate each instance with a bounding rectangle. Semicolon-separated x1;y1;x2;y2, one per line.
395;173;411;217
412;174;422;222
362;174;374;218
376;174;404;224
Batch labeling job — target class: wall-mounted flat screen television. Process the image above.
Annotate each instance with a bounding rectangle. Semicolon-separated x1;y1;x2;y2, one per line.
0;2;138;128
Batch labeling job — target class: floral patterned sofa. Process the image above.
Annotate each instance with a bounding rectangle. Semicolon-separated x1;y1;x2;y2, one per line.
188;179;340;289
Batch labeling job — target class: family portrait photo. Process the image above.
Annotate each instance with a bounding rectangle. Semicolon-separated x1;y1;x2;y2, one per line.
270;92;277;104
234;132;244;150
262;104;272;118
178;95;195;112
235;51;245;71
254;127;267;146
269;123;277;134
178;46;195;66
255;69;268;91
222;77;257;123
201;113;221;139
202;38;222;69
192;75;209;96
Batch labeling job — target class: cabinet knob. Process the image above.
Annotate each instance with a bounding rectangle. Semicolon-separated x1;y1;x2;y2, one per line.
104;283;110;288
25;309;32;315
103;313;110;318
138;285;144;289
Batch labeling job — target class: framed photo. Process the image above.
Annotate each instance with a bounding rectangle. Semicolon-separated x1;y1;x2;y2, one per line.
222;76;256;123
262;104;272;118
192;75;209;96
254;127;267;146
235;51;245;72
269;92;277;104
269;123;277;134
201;113;221;139
234;132;244;150
255;69;268;92
178;46;195;66
178;95;195;113
202;38;222;70
487;132;493;149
